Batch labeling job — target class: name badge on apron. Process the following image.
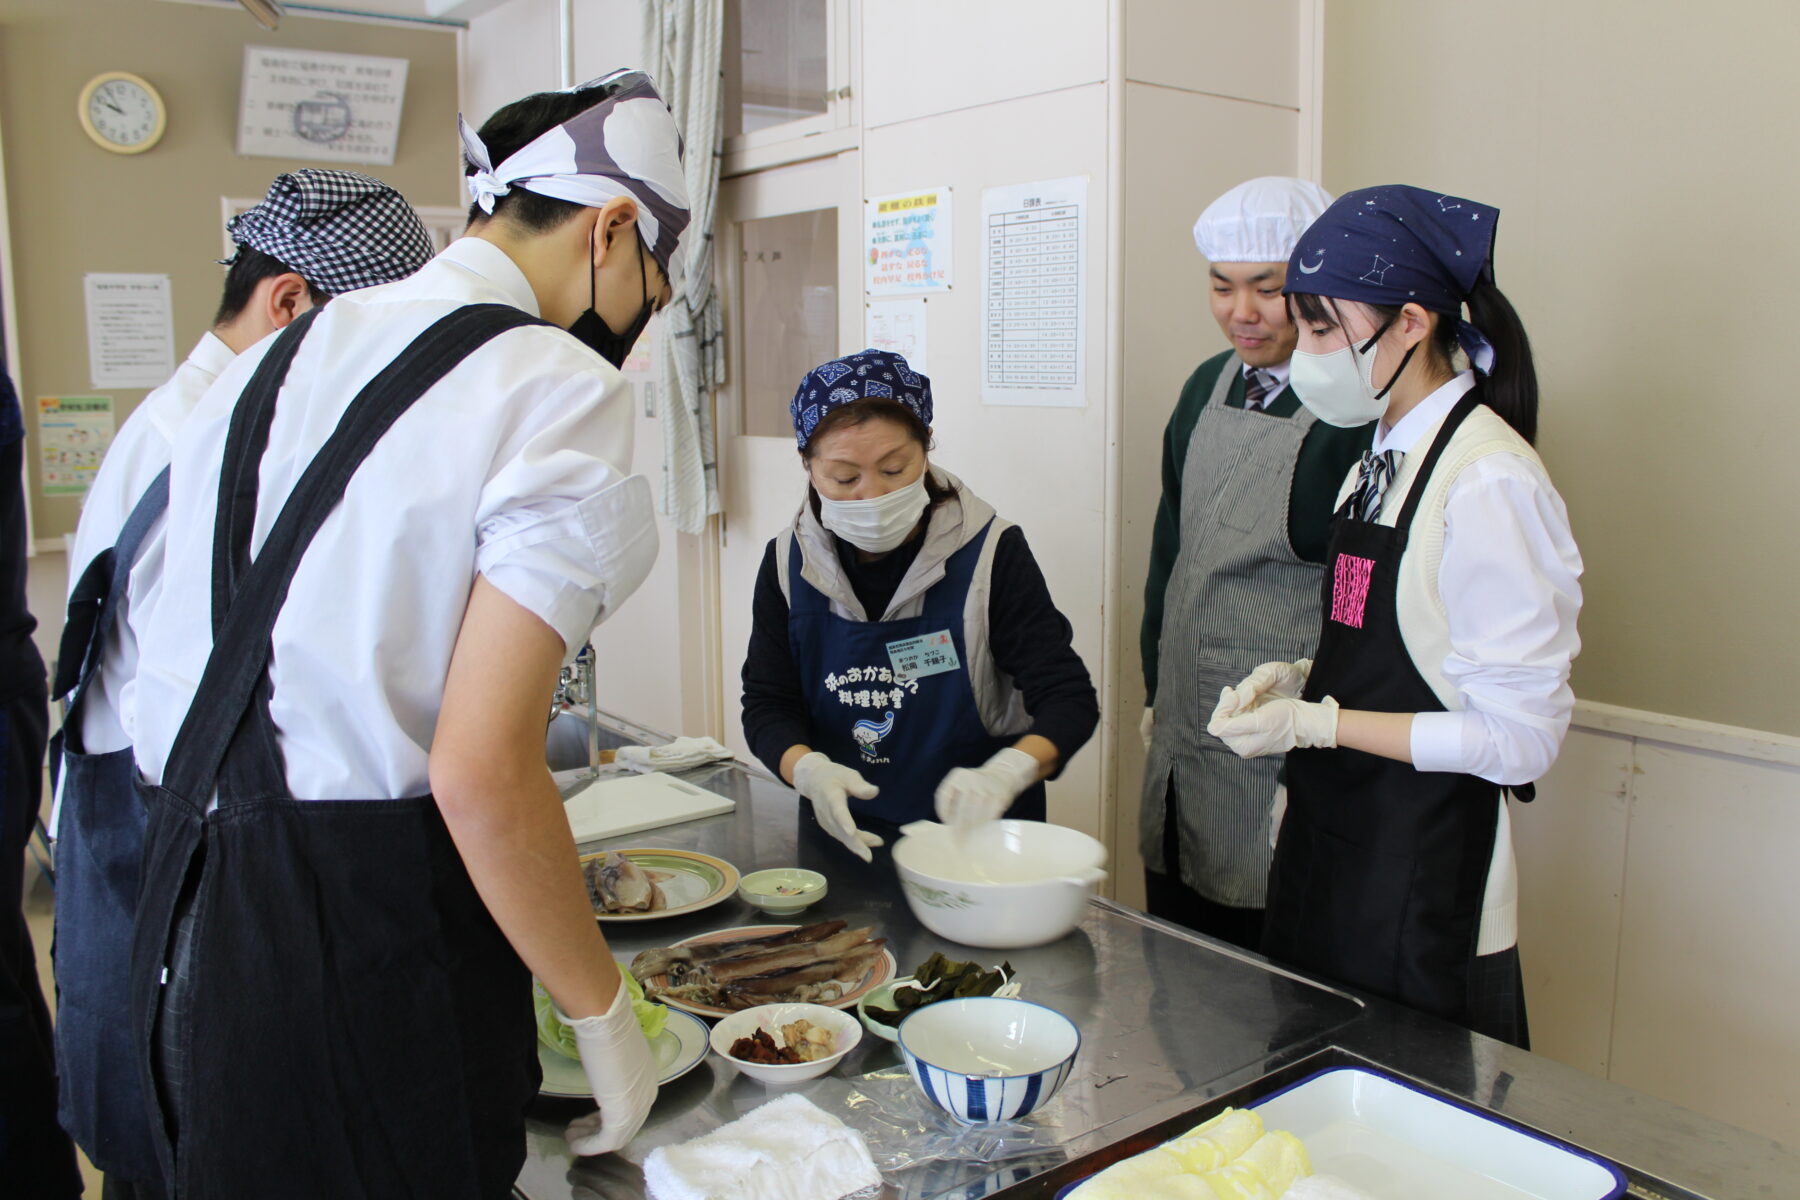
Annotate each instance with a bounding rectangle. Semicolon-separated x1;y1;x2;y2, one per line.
887;630;961;681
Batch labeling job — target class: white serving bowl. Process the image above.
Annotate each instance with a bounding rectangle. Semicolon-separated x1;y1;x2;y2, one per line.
708;1001;862;1084
736;867;828;917
897;997;1080;1124
891;820;1107;949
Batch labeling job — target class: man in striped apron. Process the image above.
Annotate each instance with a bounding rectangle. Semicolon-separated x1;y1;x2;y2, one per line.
1139;178;1370;949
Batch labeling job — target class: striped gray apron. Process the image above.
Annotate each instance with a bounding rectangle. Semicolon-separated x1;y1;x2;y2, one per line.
1140;357;1325;908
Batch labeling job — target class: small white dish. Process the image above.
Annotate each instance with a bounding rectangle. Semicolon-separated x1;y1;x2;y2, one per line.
855;977;914;1043
709;1001;862;1085
736;868;828;917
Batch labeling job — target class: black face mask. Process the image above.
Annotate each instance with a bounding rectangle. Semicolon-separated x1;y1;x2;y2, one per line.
568;223;654;369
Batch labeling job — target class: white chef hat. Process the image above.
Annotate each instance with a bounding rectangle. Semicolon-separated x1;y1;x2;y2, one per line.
1192;177;1334;264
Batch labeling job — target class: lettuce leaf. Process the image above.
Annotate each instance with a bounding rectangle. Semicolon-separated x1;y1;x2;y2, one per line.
534;972;667;1062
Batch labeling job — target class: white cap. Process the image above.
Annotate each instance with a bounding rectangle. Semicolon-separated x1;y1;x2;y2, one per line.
1192;177;1334;263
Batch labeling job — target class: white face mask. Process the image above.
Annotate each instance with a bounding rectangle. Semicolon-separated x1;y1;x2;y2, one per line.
818;471;931;553
1288;340;1388;428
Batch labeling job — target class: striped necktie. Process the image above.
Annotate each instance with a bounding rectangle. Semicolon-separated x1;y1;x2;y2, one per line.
1349;449;1402;522
1242;368;1271;411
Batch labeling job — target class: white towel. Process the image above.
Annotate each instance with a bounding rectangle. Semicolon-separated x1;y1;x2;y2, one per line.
643;1093;882;1200
616;737;735;774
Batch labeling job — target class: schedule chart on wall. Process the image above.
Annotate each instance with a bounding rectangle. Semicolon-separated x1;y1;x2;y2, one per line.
981;176;1087;406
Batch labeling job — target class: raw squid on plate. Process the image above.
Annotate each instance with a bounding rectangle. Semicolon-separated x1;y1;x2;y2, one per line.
585;850;665;913
631;920;888;1010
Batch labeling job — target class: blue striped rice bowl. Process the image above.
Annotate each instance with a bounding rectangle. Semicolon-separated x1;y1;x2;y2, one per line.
897;997;1080;1124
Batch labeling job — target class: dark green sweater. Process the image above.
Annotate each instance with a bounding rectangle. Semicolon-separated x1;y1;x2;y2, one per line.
1141;350;1372;703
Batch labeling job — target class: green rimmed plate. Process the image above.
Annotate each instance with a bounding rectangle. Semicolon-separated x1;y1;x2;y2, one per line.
582;848;739;923
536;1008;710;1098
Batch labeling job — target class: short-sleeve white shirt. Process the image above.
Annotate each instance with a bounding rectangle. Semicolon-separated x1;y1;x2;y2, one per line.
129;237;657;800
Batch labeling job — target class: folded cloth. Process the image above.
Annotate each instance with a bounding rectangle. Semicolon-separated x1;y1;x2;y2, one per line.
616;736;735;773
1283;1176;1376;1200
643;1093;881;1200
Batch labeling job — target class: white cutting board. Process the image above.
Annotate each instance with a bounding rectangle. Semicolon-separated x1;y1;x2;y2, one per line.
563;772;736;844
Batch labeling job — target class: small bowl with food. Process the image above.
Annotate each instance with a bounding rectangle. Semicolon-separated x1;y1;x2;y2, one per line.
858;952;1021;1043
736;868;828;917
708;1001;862;1084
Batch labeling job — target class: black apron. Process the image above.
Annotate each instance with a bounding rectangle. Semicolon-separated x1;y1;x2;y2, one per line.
48;465;169;1182
129;305;551;1199
1264;393;1505;1032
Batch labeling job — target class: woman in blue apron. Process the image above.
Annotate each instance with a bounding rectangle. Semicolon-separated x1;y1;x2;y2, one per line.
741;350;1098;859
1209;187;1583;1048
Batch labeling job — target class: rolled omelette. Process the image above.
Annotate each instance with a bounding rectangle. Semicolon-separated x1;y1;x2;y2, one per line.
1067;1110;1269;1199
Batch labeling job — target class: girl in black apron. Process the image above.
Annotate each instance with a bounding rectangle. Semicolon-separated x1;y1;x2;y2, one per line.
740;350;1098;860
1209;187;1583;1048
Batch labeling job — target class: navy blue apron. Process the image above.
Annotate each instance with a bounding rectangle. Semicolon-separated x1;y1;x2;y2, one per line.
787;520;1044;825
128;305;551;1199
47;465;169;1183
1264;392;1520;1043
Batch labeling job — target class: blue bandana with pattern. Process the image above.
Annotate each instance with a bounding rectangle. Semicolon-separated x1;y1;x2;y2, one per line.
1285;185;1497;316
790;349;933;450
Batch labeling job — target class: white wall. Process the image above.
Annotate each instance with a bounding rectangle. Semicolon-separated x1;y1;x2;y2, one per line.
1516;719;1800;1148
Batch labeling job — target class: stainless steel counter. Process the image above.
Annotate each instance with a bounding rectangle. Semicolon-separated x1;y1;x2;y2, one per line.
516;716;1800;1200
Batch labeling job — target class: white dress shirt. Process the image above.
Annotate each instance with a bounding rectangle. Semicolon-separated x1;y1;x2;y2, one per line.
1362;372;1585;785
51;332;232;836
61;333;234;761
130;237;657;801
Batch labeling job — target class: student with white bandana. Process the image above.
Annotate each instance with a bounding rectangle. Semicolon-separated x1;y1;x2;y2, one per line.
50;169;434;1200
1211;185;1583;1047
1139;178;1371;951
124;72;686;1197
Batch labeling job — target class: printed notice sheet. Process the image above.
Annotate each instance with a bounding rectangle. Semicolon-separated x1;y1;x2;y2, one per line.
239;45;408;165
38;396;114;497
866;187;952;296
84;273;175;389
980;177;1087;406
866;297;929;374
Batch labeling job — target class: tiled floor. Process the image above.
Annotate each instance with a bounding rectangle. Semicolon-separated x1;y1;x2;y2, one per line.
23;841;107;1194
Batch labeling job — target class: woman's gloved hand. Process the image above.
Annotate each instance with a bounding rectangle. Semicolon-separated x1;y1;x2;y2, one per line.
1208;692;1339;759
1216;659;1313;722
1139;707;1155;752
934;746;1040;830
558;977;660;1156
792;751;884;862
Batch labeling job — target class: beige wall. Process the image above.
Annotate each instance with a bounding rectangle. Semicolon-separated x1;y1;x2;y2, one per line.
1322;0;1800;736
0;0;461;543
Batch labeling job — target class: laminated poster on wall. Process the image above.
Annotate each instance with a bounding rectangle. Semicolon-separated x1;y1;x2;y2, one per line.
981;177;1087;408
84;273;175;389
866;187;953;297
237;45;408;166
866;297;928;375
38;396;113;498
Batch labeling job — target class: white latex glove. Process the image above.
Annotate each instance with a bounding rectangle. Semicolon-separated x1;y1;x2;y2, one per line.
934;746;1040;830
559;975;660;1156
1139;707;1155;753
1217;659;1313;720
792;751;884;862
1208;694;1340;759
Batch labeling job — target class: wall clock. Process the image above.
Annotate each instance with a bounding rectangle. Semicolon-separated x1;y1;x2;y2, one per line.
78;72;167;155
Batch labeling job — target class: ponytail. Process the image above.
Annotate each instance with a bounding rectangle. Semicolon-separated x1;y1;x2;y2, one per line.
1465;279;1538;445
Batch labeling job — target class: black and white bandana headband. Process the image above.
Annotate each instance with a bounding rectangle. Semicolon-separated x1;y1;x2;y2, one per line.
459;69;691;282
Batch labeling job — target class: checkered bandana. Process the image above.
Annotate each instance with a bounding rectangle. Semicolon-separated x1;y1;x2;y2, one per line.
224;169;435;297
459;69;691;283
790;349;933;450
